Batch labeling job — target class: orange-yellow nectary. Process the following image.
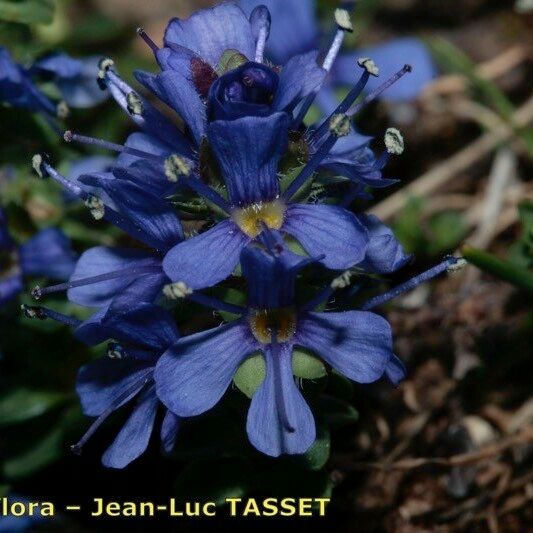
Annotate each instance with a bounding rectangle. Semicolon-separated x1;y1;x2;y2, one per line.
248;307;297;344
231;199;286;238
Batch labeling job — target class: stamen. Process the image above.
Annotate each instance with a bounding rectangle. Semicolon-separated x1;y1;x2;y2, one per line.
384;127;404;155
181;174;231;214
71;375;152;455
31;265;162;299
271;331;296;434
250;5;271;63
163;281;193;300
357;57;379;77
347;64;412;117
85;195;105;220
361;256;466;310
136;27;159;53
21;304;82;327
32;153;46;178
107;342;127;359
64;130;163;162
56;100;69;119
284;114;351;200
97;57;115;81
34;156;86;199
323;9;353;72
126;91;144;116
164;154;191;182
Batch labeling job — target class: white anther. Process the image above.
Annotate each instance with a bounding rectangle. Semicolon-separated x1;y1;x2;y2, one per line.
97;58;114;79
329;114;351;137
164;155;191;182
446;258;467;273
126;92;143;115
335;8;353;32
32;154;43;178
56;100;70;119
163;281;193;300
85;195;105;220
385;128;404;155
357;57;379;77
331;270;354;290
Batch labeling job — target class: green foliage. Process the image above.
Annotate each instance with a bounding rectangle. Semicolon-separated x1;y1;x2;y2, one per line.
0;0;55;25
393;197;468;255
508;201;533;268
463;245;533;292
0;387;68;426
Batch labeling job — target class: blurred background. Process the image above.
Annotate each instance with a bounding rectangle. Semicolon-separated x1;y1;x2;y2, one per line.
0;0;532;531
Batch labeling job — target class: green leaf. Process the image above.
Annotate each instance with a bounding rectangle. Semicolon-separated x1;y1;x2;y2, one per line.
292;348;326;379
0;0;55;25
174;458;252;506
0;388;68;427
3;425;64;479
463;245;533;292
315;395;359;430
233;353;265;398
294;423;330;471
427;211;468;255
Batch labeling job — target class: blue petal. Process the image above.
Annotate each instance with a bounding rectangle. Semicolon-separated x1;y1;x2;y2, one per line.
31;52;83;78
241;243;305;309
0;207;14;250
208;113;289;205
385;354;407;385
0;273;23;306
102;386;159;468
113;159;178;199
0;47;56;115
333;38;437;102
73;273;168;346
103;302;180;351
67;246;162;308
76;358;153;416
19;228;77;280
57;56;109;108
155;321;257;416
160;410;181;453
358;215;411;273
283;203;369;269
115;132;175;167
295;311;393;383
135;70;206;146
68;156;113;180
79;174;184;251
162;219;250;290
273;51;325;112
246;343;316;457
164;4;255;67
240;0;319;64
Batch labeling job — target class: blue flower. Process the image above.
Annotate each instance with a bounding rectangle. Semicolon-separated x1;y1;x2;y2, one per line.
0;47;57;116
30;159;181;339
155;238;404;457
162;111;370;290
70;302;181;468
31;52;109;108
0;207;76;306
240;0;437;103
0;47;108;117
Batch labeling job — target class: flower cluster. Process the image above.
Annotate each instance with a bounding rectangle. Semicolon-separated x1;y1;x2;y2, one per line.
23;2;461;467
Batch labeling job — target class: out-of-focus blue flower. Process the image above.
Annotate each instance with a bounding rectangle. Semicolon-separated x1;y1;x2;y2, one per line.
0;47;108;117
240;0;437;103
0;495;50;531
31;53;109;108
0;47;57;116
70;302;181;468
0;207;77;306
155;238;402;457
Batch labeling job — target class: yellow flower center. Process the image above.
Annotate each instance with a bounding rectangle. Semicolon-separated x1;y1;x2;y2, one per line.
249;308;297;344
231;199;286;238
